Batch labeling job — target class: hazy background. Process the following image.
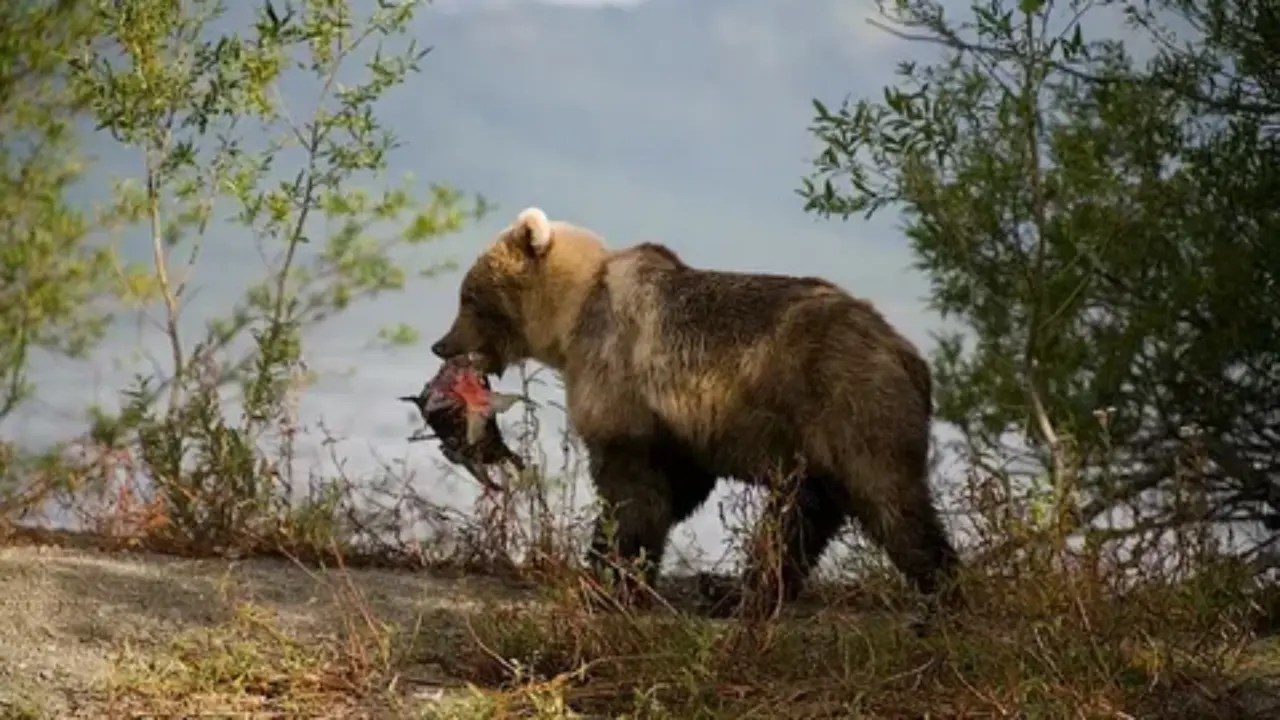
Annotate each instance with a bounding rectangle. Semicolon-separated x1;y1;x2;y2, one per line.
11;0;1141;567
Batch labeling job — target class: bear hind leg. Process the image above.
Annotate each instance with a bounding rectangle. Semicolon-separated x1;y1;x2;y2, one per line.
843;459;962;610
770;474;850;602
705;473;849;618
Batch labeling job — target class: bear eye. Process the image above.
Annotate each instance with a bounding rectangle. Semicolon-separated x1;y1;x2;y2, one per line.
462;286;501;319
459;281;487;308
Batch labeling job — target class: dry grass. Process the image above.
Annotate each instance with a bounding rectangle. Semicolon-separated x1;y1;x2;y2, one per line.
432;563;1280;718
1;531;1278;719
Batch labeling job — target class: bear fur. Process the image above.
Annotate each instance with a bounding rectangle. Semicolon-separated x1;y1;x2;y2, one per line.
431;207;961;614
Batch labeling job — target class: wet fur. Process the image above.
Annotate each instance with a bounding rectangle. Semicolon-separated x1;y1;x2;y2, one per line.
433;209;960;613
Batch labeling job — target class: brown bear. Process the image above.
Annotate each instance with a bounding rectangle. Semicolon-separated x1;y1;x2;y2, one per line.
431;206;961;616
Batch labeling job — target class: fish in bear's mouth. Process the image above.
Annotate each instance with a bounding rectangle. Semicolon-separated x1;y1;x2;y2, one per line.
398;352;526;493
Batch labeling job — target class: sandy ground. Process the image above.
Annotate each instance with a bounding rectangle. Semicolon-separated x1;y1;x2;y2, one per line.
0;543;538;718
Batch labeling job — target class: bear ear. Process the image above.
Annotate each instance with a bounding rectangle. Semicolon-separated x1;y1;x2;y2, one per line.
511;207;553;257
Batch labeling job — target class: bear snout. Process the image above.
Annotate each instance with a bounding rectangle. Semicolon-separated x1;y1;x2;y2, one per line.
431;335;501;376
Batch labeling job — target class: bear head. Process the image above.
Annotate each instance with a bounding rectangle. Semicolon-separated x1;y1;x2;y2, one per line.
431;207;609;376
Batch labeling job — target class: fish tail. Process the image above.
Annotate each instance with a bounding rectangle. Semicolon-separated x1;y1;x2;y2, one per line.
464;409;493;446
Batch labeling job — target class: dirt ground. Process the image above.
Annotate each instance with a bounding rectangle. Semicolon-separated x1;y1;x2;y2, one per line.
0;543;539;718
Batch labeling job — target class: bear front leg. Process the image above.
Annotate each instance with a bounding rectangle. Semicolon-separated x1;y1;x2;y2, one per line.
582;441;677;610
